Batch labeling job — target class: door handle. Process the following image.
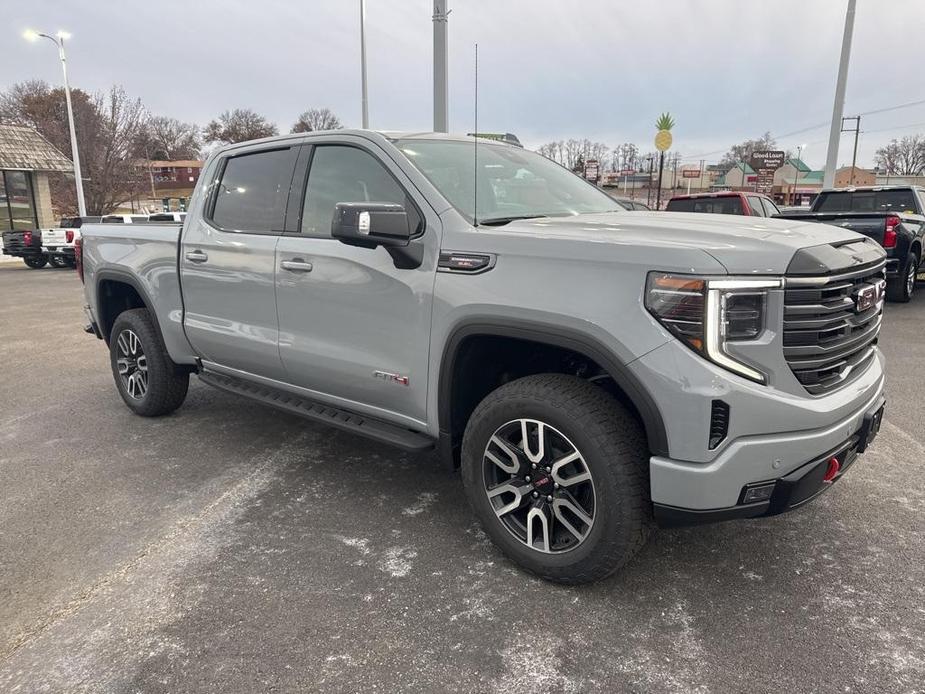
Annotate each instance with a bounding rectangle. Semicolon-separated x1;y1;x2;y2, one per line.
185;250;208;263
280;259;313;273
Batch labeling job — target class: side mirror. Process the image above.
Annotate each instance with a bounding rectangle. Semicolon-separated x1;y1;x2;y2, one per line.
332;202;411;248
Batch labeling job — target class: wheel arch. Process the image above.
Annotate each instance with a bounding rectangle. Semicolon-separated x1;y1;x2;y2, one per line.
95;270;163;345
437;319;669;467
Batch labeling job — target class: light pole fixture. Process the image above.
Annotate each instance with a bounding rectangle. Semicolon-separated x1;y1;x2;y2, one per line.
359;0;369;129
23;29;87;217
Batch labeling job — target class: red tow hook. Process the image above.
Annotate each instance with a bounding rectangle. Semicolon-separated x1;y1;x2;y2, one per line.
823;457;841;483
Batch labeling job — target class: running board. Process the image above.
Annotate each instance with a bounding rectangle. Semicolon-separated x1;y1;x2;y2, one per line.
198;370;435;452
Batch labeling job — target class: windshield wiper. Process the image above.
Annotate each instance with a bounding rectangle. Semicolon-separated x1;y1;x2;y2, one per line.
477;214;549;226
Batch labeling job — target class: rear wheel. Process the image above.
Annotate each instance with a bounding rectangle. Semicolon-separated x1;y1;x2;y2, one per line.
887;253;919;303
23;255;48;269
109;308;189;416
461;374;653;584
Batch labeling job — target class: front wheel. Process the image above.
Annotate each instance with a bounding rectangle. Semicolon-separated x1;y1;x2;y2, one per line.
887;253;919;303
109;308;189;416
461;374;653;584
23;255;48;269
48;255;68;268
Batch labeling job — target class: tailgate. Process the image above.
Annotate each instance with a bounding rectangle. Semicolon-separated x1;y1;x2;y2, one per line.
42;229;68;247
782;212;887;245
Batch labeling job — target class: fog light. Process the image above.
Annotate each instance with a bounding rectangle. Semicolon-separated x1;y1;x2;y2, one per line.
742;483;776;504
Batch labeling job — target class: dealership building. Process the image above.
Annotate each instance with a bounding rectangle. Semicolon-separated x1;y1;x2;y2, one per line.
0;124;73;231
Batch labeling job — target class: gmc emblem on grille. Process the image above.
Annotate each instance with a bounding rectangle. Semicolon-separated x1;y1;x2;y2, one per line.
854;284;877;313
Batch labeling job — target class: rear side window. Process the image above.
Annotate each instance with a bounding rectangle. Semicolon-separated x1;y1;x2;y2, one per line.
816;189;918;213
102;216;124;224
300;145;416;238
666;197;743;215
747;196;764;216
211;148;296;232
130;216;147;223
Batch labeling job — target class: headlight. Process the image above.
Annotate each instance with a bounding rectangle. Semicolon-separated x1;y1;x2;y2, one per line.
645;273;782;383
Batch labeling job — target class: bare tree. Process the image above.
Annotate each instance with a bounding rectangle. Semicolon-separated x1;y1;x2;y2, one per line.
719;132;777;168
204;108;278;145
875;135;925;175
135;116;201;160
291;107;343;133
615;143;639;172
84;87;150;214
0;80;148;215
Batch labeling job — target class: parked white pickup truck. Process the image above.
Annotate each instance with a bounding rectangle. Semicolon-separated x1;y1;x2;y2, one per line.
40;216;102;268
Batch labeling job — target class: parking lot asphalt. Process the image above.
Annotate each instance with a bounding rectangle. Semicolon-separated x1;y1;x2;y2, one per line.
0;262;923;694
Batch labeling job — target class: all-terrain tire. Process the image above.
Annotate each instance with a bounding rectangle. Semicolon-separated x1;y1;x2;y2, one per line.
109;308;189;416
461;373;653;585
23;255;48;269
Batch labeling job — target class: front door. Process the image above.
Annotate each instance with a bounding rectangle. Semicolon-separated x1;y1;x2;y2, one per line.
274;140;440;427
181;144;299;381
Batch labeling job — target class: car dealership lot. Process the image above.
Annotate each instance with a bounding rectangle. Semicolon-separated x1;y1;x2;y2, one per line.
1;265;923;693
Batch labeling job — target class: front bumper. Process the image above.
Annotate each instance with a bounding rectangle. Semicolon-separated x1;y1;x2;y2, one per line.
652;393;885;527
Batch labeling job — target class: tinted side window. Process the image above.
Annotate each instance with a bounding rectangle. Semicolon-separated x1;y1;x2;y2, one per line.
212;148;296;232
102;216;124;224
747;196;764;216
301;145;413;238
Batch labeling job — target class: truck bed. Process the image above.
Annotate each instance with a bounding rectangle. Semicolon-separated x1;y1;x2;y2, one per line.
80;222;194;362
774;211;892;245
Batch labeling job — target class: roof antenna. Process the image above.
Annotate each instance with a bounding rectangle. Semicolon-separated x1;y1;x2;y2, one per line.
473;42;479;227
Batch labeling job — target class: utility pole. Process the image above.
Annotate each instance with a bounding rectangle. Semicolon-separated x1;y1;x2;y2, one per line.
655;152;666;209
823;0;857;188
360;0;369;128
841;115;861;184
433;0;449;132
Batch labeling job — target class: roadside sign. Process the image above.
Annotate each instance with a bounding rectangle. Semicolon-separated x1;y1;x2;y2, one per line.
682;169;701;178
749;150;785;194
584;159;601;184
620;169;636;176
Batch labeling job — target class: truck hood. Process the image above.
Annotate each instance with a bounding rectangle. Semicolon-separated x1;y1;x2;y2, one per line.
501;211;866;275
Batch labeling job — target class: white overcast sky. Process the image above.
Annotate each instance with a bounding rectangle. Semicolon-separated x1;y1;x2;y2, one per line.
5;0;925;168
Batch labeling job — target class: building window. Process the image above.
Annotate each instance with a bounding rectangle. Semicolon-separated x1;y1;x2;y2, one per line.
0;170;39;232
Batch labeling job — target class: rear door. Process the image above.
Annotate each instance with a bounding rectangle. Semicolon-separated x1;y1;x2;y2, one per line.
273;137;440;425
180;143;299;380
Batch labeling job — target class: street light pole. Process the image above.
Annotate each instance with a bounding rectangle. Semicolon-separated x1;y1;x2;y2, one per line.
823;0;857;189
360;0;369;129
433;0;449;132
24;30;86;217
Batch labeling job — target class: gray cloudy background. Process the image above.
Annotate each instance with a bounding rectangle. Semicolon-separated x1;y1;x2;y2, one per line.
4;0;925;167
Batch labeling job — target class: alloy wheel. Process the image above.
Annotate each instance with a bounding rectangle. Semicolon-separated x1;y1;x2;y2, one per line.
482;418;596;554
907;259;917;296
116;329;148;399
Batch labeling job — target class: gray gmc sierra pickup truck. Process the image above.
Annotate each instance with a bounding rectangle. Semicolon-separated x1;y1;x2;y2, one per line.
78;131;887;583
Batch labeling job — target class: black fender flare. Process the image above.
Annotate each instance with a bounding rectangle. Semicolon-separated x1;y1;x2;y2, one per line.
437;318;669;460
94;269;163;344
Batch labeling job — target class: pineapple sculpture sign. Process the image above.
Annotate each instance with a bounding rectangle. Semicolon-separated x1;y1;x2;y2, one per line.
653;113;675;209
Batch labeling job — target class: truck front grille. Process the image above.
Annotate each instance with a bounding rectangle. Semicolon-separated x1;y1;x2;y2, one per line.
783;261;885;395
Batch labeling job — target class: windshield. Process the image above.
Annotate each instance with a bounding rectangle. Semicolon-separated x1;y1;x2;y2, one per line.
816;189;918;213
396;139;622;223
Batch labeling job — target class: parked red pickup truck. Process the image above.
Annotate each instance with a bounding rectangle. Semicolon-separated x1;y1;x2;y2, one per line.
665;191;781;217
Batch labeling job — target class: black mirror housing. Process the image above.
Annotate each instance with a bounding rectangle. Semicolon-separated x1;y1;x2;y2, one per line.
332;202;411;248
